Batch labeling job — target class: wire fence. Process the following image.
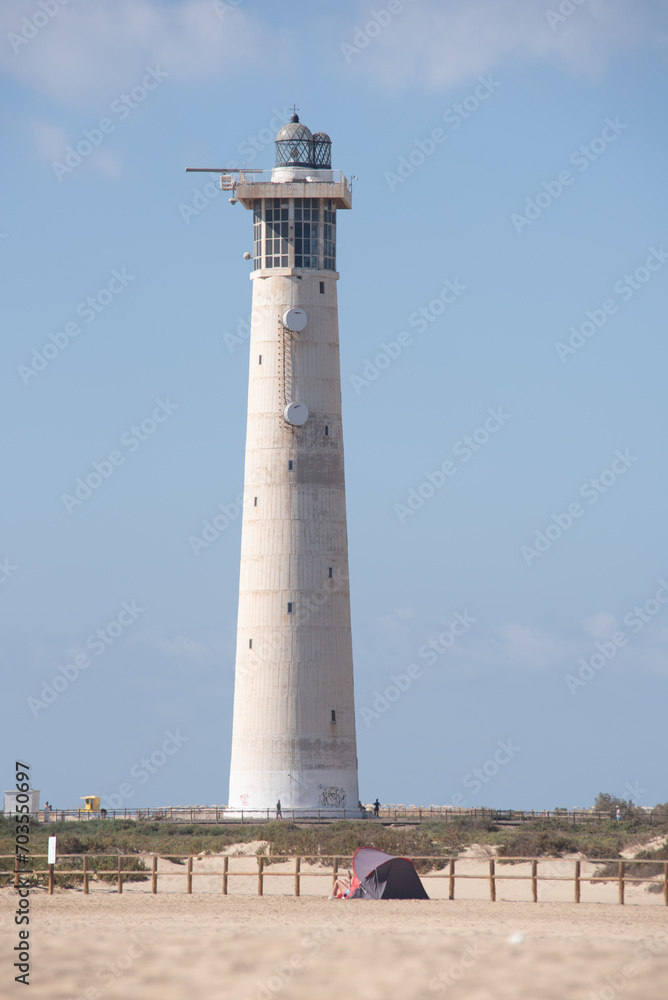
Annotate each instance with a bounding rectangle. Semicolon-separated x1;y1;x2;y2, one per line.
3;854;667;904
2;807;636;825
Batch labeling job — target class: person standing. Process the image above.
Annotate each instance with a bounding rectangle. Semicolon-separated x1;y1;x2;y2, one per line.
373;799;380;818
276;799;282;820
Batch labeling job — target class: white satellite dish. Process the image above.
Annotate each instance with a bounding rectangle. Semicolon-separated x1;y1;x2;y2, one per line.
283;402;309;426
282;308;307;333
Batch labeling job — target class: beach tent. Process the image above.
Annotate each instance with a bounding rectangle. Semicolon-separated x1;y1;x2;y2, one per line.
347;848;429;900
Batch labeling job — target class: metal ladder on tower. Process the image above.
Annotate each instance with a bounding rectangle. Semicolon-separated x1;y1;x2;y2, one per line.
277;313;293;410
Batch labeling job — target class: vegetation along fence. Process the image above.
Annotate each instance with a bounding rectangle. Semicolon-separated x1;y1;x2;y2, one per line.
3;855;667;904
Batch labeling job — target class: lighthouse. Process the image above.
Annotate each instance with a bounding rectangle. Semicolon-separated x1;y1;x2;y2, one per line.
210;114;360;814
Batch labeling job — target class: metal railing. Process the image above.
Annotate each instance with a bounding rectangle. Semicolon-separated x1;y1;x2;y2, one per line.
3;854;667;904
2;807;640;825
235;169;349;187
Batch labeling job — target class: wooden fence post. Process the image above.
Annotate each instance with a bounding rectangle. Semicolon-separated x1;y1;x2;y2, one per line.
489;860;496;902
294;857;301;897
618;861;625;905
531;860;538;902
117;856;123;894
257;856;264;896
151;855;157;894
222;856;228;895
48;863;54;895
574;860;581;903
448;859;455;900
187;856;193;894
332;857;339;895
83;855;88;895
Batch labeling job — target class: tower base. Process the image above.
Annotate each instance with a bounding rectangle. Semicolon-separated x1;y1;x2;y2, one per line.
229;767;360;813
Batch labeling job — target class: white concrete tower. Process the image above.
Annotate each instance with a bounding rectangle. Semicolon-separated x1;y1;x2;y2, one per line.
227;114;360;815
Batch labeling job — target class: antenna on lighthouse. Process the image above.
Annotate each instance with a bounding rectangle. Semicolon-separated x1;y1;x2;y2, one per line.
185;165;263;204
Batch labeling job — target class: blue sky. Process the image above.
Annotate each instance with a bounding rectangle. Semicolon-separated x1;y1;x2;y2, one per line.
2;0;667;812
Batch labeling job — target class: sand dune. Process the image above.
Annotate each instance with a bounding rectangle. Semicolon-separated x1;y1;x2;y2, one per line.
92;850;666;904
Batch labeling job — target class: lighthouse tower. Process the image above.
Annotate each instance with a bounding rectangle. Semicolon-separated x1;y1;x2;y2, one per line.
226;114;360;814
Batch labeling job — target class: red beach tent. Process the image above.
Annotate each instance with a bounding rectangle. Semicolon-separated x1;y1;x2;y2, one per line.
346;848;429;900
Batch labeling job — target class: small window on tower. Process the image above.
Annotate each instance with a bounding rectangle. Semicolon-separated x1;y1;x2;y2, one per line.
259;355;262;365
320;281;325;294
328;567;333;578
331;710;336;723
249;639;253;649
254;497;258;507
287;602;293;614
324;425;329;436
288;460;294;470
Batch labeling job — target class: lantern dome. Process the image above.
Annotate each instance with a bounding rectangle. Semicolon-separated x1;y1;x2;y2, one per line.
275;115;315;168
312;132;332;168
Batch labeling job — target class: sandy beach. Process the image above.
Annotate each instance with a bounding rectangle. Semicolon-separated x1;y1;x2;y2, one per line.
3;888;668;1000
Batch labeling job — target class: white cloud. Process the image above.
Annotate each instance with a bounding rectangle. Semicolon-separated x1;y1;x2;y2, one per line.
492;621;567;668
342;0;659;90
582;611;619;637
29;119;68;160
89;147;124;179
0;0;277;105
29;117;125;175
376;605;417;638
